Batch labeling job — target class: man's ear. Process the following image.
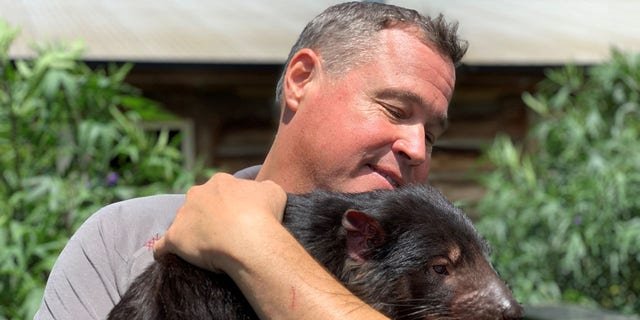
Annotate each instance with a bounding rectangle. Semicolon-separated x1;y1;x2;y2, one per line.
342;209;386;263
283;48;321;114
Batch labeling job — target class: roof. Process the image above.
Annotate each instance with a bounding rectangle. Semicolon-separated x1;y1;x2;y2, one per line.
2;0;639;65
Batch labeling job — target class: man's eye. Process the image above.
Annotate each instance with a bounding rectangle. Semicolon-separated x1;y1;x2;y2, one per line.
381;103;404;119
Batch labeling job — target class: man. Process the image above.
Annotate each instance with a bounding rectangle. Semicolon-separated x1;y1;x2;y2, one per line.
36;2;467;319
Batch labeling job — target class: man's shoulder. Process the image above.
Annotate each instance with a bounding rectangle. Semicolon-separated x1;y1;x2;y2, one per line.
101;194;186;219
88;194;185;234
62;194;187;272
78;194;188;285
89;194;186;258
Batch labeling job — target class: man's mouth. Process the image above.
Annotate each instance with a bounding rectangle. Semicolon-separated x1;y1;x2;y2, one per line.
367;164;402;188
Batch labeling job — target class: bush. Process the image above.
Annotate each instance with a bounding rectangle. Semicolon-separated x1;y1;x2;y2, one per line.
0;20;211;319
475;50;640;314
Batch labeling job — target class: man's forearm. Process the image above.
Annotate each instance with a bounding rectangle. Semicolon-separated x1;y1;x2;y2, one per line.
227;221;388;320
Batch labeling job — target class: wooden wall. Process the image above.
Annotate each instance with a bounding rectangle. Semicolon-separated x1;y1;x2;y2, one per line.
433;66;544;205
124;63;546;204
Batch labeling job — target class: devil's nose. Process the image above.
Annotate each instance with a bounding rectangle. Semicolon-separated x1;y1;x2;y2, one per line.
501;301;524;319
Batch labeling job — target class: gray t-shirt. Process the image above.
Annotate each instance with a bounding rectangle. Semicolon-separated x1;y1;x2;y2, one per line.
34;166;261;319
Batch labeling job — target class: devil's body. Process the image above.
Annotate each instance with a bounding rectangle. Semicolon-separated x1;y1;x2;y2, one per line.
108;185;523;320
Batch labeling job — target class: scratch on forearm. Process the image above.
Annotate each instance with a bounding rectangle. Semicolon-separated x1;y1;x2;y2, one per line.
290;286;296;310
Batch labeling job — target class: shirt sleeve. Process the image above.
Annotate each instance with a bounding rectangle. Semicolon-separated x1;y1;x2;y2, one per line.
34;194;184;320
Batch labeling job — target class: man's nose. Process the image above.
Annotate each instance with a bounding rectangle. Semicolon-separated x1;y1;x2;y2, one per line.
392;124;427;166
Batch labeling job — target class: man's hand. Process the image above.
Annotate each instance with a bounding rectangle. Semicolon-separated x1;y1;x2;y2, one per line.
153;172;287;273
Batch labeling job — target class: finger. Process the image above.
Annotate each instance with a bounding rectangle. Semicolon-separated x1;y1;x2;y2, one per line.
152;235;168;260
262;180;287;221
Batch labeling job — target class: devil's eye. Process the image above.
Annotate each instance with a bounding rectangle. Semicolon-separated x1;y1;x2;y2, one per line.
433;265;449;275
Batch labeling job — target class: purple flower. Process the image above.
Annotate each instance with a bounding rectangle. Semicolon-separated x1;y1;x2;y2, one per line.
106;171;119;187
573;215;582;226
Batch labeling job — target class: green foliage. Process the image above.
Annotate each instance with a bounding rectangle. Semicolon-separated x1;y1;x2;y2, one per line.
476;50;640;314
0;20;211;319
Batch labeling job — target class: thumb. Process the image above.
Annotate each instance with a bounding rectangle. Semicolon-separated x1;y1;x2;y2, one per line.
152;235;169;260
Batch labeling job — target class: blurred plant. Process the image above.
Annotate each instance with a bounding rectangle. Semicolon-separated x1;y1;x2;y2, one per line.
475;50;640;314
0;20;212;319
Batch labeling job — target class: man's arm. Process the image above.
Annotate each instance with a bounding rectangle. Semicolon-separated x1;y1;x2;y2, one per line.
223;213;389;319
153;173;388;319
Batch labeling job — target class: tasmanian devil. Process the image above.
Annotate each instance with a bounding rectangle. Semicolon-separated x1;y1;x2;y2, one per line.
108;185;523;320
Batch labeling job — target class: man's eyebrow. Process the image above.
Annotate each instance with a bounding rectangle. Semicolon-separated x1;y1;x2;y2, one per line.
375;88;425;107
374;88;449;131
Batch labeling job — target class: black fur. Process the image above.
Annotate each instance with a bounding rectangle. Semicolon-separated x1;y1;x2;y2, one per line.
108;185;523;320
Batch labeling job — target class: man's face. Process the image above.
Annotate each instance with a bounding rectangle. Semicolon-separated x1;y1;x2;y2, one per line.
288;28;455;193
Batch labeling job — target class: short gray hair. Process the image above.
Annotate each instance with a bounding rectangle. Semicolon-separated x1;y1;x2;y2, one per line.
274;1;468;107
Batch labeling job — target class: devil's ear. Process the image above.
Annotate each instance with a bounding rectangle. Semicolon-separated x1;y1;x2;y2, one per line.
341;209;386;263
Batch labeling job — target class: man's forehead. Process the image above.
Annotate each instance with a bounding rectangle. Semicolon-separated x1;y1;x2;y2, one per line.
378;28;456;99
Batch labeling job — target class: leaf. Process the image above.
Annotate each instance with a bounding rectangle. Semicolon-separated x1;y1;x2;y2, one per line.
522;92;549;115
0;19;19;59
109;63;133;83
549;86;571;110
